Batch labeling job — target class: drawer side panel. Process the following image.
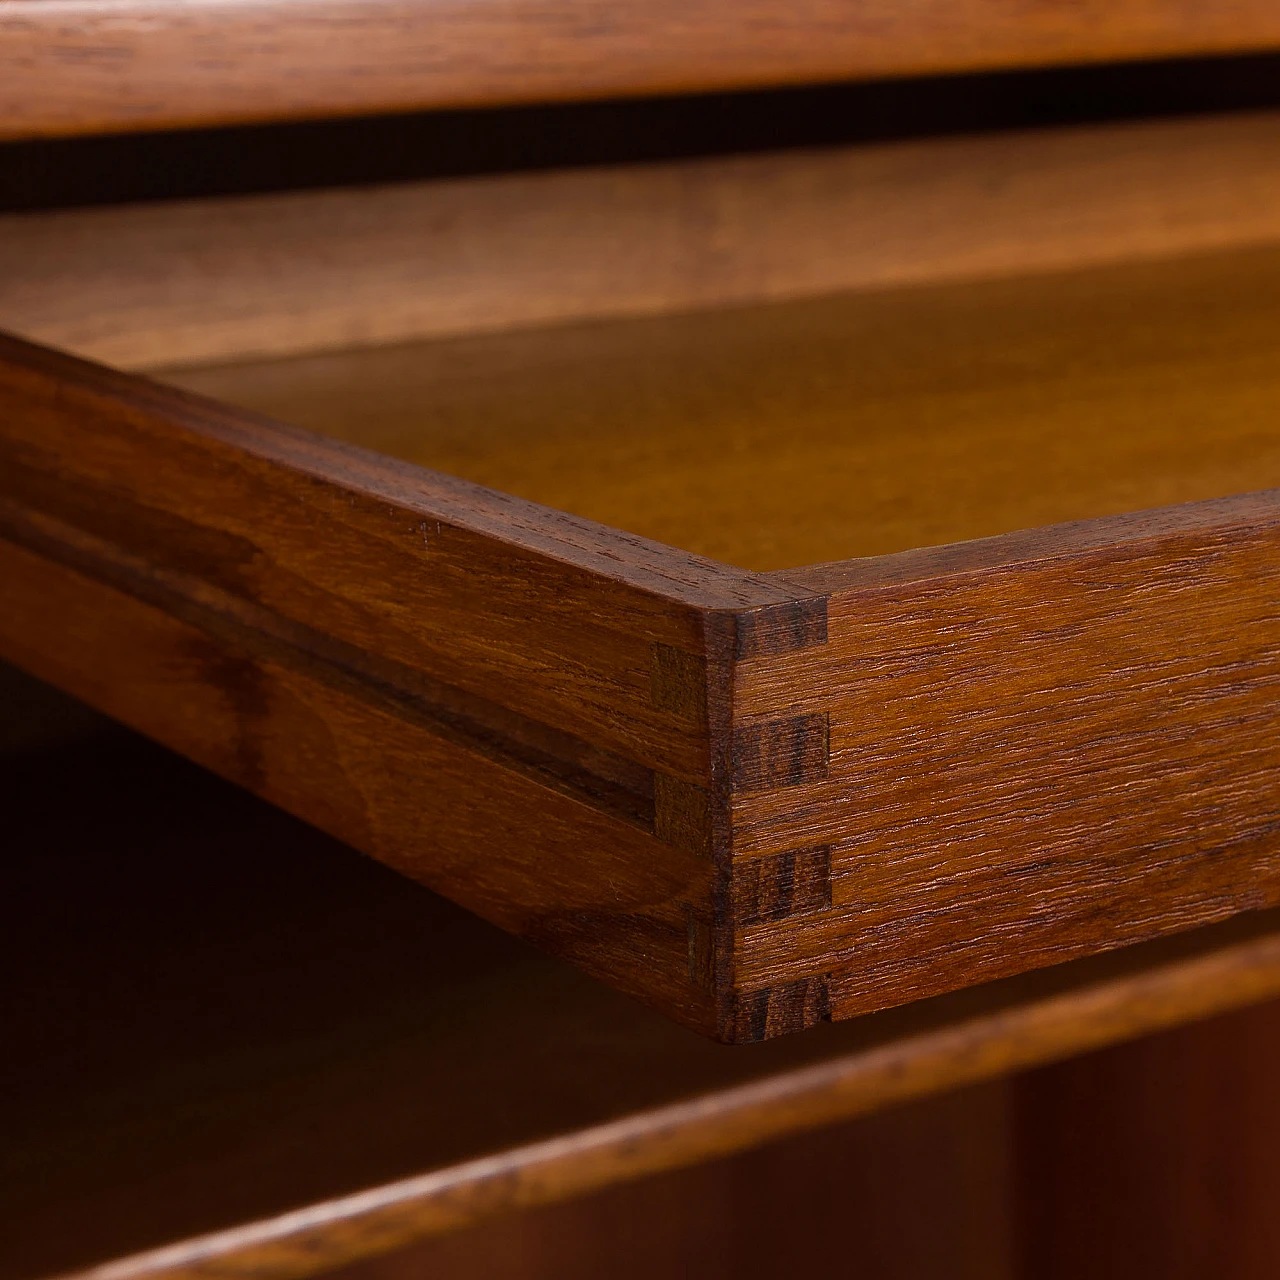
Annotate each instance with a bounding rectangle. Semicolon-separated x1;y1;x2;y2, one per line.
731;498;1280;1027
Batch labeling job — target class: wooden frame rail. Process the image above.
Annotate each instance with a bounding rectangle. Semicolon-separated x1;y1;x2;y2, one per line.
4;1;1280;140
7;110;1280;372
63;913;1280;1280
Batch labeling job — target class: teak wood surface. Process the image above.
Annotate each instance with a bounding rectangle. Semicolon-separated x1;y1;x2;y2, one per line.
7;110;1280;373
3;234;1280;1042
8;727;1280;1280
3;1;1280;140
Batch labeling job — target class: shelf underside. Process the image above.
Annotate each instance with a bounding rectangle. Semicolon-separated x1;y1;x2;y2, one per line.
166;243;1280;573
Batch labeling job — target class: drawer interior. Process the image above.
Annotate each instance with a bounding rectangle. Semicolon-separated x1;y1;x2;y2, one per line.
164;243;1280;573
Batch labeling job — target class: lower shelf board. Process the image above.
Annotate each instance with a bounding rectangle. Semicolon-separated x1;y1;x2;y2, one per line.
6;716;1280;1280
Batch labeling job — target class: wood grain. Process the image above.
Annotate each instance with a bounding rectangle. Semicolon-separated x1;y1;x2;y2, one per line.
4;1;1280;141
0;330;789;1037
11;110;1280;370
8;244;1280;1040
172;241;1280;573
735;493;1280;1021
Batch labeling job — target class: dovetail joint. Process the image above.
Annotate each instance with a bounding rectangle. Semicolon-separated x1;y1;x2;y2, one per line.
731;713;829;794
733;975;831;1042
735;598;828;661
735;845;832;926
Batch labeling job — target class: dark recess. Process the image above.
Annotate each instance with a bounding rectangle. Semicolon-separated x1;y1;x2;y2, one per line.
3;52;1280;212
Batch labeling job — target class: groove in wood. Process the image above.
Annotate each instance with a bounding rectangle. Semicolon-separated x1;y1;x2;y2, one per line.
0;495;662;831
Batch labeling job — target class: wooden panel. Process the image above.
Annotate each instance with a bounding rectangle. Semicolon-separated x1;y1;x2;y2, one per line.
0;330;789;1037
1014;999;1280;1279
10;111;1280;370
8;719;1280;1280
4;1;1280;141
0;334;786;774
735;496;1280;1019
0;539;718;1028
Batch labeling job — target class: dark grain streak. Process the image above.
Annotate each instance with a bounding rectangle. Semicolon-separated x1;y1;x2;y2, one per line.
731;714;830;794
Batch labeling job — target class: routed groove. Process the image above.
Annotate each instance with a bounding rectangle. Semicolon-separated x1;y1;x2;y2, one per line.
0;497;658;831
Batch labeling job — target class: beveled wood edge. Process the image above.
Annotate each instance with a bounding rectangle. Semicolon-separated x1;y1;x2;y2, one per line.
5;0;1280;141
0;330;794;613
54;912;1280;1280
781;488;1280;594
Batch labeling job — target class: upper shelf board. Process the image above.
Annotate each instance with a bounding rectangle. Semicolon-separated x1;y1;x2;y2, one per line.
3;0;1280;139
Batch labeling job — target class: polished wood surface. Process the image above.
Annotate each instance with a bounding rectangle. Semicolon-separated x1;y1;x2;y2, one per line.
171;243;1280;572
5;241;1280;1039
0;330;770;1038
5;726;1280;1280
9;111;1280;371
1015;999;1280;1279
4;1;1280;141
739;494;1280;1018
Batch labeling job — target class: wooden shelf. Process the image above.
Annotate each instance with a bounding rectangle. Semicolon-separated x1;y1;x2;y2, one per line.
6;724;1280;1280
4;1;1280;141
6;19;1280;1279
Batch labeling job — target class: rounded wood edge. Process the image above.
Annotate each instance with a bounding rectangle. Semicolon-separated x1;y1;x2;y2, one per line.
60;925;1280;1280
4;1;1280;141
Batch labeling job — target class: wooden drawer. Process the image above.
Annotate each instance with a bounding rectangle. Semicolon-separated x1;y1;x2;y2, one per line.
4;110;1280;1044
